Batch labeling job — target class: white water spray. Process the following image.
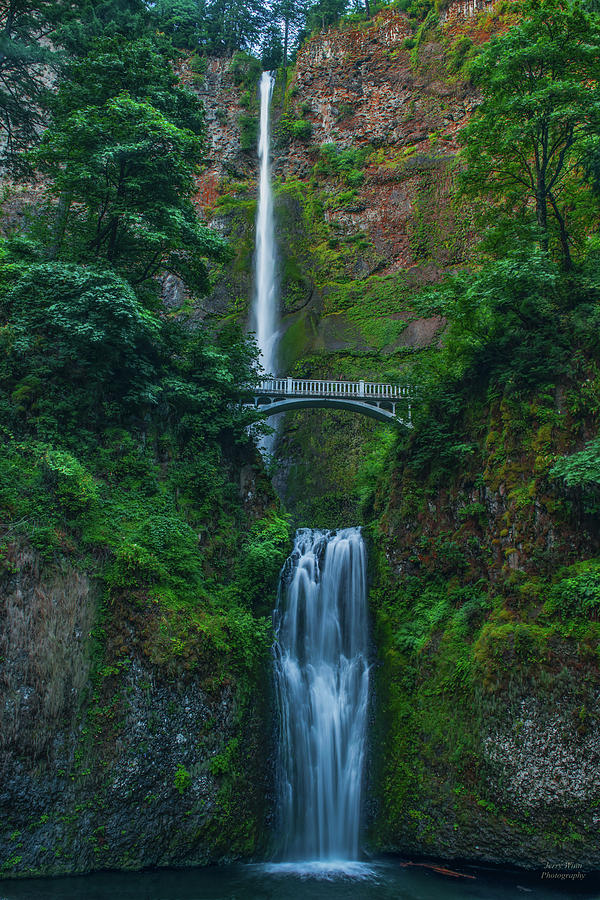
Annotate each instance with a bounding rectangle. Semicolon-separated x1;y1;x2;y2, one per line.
252;71;278;379
273;528;370;866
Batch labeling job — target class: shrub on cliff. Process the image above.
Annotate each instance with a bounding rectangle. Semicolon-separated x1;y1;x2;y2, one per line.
315;143;368;185
234;515;292;611
0;262;160;433
551;436;600;490
278;116;313;145
230;51;262;89
550;435;600;514
545;564;600;621
291;118;313;141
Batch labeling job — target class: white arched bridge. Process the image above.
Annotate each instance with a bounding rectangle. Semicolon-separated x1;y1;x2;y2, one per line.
251;377;413;426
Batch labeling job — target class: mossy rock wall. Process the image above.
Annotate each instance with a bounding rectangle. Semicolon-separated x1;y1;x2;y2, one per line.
367;385;600;868
0;436;290;877
0;551;272;876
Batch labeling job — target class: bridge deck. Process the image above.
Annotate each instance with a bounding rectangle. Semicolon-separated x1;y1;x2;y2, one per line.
256;377;411;401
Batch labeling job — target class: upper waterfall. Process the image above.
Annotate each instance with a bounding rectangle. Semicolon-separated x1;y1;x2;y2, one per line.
252;71;278;379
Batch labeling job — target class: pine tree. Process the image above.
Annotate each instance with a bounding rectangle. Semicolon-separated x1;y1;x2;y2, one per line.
0;1;63;170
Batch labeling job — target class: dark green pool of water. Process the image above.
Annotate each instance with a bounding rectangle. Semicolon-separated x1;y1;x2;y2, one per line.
1;859;598;900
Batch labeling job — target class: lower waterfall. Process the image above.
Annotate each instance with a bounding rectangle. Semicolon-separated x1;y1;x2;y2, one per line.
273;528;369;863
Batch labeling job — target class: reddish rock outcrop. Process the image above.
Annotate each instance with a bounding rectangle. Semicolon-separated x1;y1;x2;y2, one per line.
273;10;479;275
178;55;256;215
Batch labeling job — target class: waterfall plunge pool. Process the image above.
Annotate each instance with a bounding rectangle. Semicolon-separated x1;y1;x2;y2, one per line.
1;860;598;899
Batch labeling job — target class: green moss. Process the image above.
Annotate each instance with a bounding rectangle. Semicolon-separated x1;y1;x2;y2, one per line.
229;52;262;94
321;274;414;350
278;316;312;372
238;114;258;151
407;155;469;266
276;408;374;527
174;763;192;795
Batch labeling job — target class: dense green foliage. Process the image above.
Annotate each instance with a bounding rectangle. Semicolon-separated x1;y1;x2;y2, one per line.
34;95;224;292
0;262;158;427
22;36;228;296
152;0;268;54
392;0;600;487
0;243;271;558
0;0;287;747
50;37;205;132
550;436;600;488
57;1;151;54
460;0;600;270
414;251;600;392
0;2;155;172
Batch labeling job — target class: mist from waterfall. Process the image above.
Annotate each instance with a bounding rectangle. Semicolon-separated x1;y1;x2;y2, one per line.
252;70;278;380
273;528;370;870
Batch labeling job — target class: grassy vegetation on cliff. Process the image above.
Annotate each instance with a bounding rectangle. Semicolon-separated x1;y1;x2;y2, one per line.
363;0;600;862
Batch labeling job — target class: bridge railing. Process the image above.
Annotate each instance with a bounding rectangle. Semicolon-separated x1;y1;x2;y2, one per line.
255;378;412;400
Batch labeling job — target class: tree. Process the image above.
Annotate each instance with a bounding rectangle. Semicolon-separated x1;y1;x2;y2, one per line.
274;0;307;70
0;262;160;429
32;94;228;294
29;36;228;295
50;37;205;136
0;255;260;442
151;0;209;51
305;0;348;33
261;23;284;70
0;1;63;170
204;0;268;53
0;1;157;171
459;0;600;270
55;0;151;55
155;0;270;54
